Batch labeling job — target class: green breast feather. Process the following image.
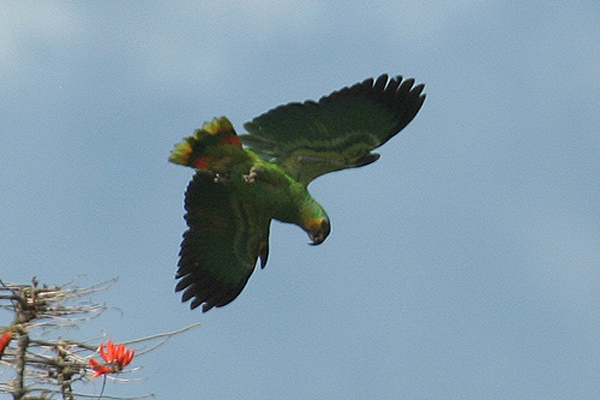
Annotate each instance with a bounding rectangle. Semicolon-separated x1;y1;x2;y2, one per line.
170;74;425;311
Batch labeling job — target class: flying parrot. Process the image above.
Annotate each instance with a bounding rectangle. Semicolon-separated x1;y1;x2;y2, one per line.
169;74;425;312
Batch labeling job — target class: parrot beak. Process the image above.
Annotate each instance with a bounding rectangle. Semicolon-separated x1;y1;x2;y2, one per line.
309;232;325;246
308;218;330;246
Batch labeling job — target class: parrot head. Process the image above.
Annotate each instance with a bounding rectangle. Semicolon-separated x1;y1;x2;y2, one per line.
307;216;331;245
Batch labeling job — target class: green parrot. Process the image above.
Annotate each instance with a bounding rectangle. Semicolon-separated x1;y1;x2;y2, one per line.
169;74;425;312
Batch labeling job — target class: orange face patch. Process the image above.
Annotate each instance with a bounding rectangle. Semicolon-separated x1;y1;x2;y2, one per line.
306;217;326;233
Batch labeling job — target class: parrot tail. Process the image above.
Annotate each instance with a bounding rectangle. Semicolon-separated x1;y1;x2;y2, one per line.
169;116;243;169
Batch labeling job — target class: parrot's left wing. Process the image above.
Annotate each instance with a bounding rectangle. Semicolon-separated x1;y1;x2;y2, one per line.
240;74;425;185
176;171;271;312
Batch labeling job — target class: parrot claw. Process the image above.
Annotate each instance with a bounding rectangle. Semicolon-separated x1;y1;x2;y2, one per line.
213;173;231;184
243;166;259;183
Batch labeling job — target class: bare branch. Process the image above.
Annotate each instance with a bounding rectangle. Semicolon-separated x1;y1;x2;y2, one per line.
1;277;197;400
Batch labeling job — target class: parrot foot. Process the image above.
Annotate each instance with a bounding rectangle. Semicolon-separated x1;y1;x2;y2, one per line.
213;173;231;184
243;166;259;184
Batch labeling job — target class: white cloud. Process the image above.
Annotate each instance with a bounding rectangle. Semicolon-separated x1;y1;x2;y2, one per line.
130;1;326;89
0;3;84;81
375;0;495;45
187;0;325;38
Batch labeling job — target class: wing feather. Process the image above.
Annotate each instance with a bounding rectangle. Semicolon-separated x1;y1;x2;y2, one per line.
241;74;425;184
175;171;270;312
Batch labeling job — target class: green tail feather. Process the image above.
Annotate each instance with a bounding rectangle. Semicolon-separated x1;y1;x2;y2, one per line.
169;117;242;168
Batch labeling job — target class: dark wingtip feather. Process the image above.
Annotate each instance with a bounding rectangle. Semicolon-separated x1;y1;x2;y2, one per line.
369;74;426;145
324;74;426;143
176;267;249;312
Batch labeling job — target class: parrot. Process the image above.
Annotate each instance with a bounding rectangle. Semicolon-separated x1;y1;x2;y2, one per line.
169;74;425;312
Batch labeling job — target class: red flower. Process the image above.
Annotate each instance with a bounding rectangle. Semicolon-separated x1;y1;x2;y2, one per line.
89;339;135;378
0;332;12;359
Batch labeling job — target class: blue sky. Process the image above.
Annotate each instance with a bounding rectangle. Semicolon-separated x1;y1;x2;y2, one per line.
1;1;600;398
